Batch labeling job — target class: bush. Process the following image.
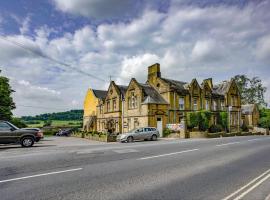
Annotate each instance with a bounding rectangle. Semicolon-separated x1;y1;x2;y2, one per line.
258;117;270;129
11;118;27;128
206;132;221;138
209;124;223;133
163;128;172;137
187;112;199;129
219;112;228;132
43;120;52;127
241;123;249;132
198;111;211;131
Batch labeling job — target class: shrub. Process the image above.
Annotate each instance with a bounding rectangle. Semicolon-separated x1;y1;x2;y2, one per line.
11;118;27;128
43;120;52;127
219;112;228;132
206;132;221;138
209;124;223;133
198;111;211;131
258;117;270;129
241;123;249;132
187;112;199;129
163;128;172;137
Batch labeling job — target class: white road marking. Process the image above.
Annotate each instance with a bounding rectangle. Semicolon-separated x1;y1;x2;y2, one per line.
0;168;83;184
216;142;240;147
137;148;199;160
265;193;270;200
234;173;270;200
113;149;138;154
222;169;270;200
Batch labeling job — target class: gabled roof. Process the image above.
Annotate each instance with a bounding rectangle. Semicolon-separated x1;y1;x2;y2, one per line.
160;78;189;94
117;85;128;97
138;83;168;105
212;80;231;95
92;89;107;99
241;104;256;114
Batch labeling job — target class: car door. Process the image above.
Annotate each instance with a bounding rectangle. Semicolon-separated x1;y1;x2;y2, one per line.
143;128;151;139
0;122;14;144
134;128;143;140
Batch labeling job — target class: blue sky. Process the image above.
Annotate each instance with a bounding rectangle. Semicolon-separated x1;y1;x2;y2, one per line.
0;0;269;116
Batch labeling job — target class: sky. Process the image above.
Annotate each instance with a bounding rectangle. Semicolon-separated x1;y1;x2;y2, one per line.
0;0;269;117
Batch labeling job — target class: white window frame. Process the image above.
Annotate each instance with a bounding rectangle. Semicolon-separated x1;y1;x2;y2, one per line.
193;98;198;110
179;97;184;110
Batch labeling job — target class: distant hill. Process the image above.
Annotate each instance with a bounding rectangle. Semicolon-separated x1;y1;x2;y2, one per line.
21;110;83;121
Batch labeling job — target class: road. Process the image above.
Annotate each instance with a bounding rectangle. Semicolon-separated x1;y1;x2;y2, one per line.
0;135;269;200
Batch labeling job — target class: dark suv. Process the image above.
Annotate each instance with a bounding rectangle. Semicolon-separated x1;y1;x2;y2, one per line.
0;121;43;147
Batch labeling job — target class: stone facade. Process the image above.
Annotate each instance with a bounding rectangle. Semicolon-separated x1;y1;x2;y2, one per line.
241;104;260;127
84;63;242;135
83;89;107;132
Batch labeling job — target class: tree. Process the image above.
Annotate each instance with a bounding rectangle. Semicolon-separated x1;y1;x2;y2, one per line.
0;70;15;120
234;75;267;107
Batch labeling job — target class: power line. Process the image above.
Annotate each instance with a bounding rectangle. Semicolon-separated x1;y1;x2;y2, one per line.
18;105;81;111
0;35;106;82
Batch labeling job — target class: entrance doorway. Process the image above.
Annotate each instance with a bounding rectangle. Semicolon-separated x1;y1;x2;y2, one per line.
157;117;163;137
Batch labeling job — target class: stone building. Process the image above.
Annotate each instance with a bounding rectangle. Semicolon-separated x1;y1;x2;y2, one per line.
241;104;260;127
83;89;107;132
84;63;242;135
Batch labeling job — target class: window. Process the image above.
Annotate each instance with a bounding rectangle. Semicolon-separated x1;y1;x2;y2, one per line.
205;99;209;110
231;96;234;106
213;100;217;111
129;92;137;109
113;99;116;111
107;101;110;112
193;98;198;110
0;122;11;131
179;97;185;110
100;105;103;114
221;101;225;110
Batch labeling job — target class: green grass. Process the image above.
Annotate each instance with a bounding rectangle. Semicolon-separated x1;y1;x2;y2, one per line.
25;120;82;128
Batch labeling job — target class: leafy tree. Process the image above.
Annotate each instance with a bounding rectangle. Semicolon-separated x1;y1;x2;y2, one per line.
234;75;267;107
218;112;228;132
0;70;15;120
11;118;27;128
187;112;199;129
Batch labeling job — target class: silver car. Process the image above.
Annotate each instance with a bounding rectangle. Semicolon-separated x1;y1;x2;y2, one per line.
117;127;160;143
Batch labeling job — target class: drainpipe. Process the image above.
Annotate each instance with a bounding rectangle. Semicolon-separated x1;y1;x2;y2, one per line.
174;91;176;123
121;94;124;134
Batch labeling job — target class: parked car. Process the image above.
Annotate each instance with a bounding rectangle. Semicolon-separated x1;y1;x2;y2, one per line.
56;128;75;136
117;127;160;143
0;121;43;147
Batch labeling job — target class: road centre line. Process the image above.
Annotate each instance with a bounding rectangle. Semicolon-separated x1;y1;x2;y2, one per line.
222;169;270;200
137;148;199;160
216;142;240;147
0;168;82;184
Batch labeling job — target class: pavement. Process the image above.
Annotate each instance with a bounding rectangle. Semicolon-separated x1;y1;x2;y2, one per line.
0;135;269;200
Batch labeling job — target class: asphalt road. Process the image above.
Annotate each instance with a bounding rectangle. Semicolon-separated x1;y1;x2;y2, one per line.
0;136;269;200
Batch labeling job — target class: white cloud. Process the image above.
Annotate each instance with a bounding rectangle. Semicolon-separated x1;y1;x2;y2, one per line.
256;34;270;64
1;0;270;116
53;0;136;20
19;16;31;35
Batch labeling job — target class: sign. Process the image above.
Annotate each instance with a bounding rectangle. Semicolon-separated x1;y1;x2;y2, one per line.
166;122;185;132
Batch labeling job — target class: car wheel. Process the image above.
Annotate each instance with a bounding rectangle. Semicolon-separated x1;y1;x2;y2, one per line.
21;137;34;147
127;136;134;143
151;135;157;141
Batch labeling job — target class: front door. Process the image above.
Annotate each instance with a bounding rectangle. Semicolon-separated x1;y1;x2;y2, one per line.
157;117;163;137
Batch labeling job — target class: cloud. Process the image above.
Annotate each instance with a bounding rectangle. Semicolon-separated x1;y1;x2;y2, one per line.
1;0;270;116
19;16;31;35
256;34;270;64
53;0;138;20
